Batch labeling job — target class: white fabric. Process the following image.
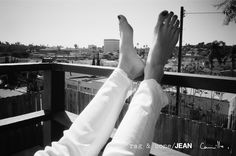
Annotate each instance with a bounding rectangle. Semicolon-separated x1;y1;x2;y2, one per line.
34;68;168;156
103;79;168;156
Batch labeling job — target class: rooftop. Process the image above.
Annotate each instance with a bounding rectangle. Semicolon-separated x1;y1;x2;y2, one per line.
0;87;27;98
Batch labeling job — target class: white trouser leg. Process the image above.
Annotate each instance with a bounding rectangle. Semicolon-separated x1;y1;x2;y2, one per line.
35;68;132;156
103;79;168;156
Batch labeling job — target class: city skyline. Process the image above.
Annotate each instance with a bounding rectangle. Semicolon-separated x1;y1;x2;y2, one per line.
0;0;236;48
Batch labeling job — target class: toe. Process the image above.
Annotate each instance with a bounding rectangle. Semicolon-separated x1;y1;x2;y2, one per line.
174;20;180;29
173;28;180;44
164;11;174;26
159;10;169;21
170;19;179;35
169;15;178;26
118;15;127;24
118;15;121;20
156;10;168;27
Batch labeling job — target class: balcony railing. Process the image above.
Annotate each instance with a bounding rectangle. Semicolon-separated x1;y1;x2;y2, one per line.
0;63;236;156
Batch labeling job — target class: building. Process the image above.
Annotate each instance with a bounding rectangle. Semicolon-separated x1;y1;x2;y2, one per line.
39;47;71;57
0;87;26;98
88;45;97;51
104;39;119;53
65;74;105;95
64;73;106;113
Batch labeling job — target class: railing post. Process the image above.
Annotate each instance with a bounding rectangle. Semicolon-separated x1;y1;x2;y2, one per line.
42;121;51;147
232;46;235;77
51;70;65;113
43;70;52;112
43;70;65;113
42;69;65;144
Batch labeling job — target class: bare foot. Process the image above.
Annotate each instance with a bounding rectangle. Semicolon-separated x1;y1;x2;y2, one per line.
145;11;180;82
117;15;144;80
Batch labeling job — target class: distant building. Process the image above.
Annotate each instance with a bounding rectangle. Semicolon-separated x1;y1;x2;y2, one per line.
39;47;71;57
65;75;105;95
104;39;119;53
88;45;97;51
0;87;27;98
64;48;80;57
65;74;106;113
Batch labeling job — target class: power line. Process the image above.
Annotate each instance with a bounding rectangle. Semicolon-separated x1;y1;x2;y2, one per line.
185;11;223;15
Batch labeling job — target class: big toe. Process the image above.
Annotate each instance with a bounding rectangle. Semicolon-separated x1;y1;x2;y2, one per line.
156;10;168;28
118;15;128;24
118;15;133;34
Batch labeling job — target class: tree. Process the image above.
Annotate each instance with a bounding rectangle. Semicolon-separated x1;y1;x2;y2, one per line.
208;40;228;70
92;54;95;65
27;71;39;93
57;45;62;51
96;52;100;66
215;0;236;25
74;44;78;49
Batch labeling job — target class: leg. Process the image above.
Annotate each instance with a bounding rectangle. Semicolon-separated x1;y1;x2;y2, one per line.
34;16;144;156
103;11;180;156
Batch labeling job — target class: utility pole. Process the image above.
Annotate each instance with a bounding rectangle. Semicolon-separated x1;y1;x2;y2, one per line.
176;6;184;115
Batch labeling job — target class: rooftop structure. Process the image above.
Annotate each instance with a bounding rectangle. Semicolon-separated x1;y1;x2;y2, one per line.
104;39;119;53
0;87;27;98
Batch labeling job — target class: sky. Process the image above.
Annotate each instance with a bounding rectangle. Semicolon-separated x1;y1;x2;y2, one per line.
0;0;235;48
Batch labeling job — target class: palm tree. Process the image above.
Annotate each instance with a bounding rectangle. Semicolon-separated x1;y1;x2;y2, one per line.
96;52;100;66
74;44;78;49
92;54;95;65
215;0;236;25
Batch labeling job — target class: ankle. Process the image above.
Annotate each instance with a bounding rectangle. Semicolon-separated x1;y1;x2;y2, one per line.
144;64;164;83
